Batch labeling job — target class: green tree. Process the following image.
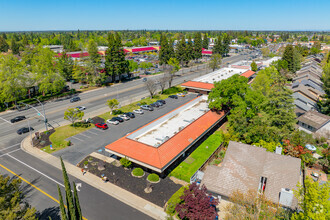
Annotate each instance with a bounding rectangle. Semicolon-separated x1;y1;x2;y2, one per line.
106;99;119;114
208;74;249;111
57;157;83;220
282;45;301;73
208;53;222;71
202;35;209;49
186;36;194;62
317;61;330;115
159;34;170;66
250;61;258;72
193;32;202;60
0;175;37;219
213;36;223;56
10;37;19;55
167;57;180;87
222;33;231;57
58;51;74;81
176;36;188;66
0;35;9;52
64;108;84;126
114;33;129;80
128;60;138;73
292;177;330;220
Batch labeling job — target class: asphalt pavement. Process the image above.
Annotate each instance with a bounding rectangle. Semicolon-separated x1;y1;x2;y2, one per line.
0;52;258;219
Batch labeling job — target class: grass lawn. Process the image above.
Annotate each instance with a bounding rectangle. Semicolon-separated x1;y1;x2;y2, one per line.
169;130;223;183
41;124;94;153
99;94;174;121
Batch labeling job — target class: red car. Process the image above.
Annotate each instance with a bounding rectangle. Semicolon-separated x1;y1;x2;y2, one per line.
95;123;108;130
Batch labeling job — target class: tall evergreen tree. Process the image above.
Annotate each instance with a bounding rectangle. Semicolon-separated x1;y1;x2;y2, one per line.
186;36;194;62
73;182;82;220
159;33;169;66
10;37;19;55
176;36;187;66
282;45;300;73
114;33;129;80
213;36;223;56
0;35;9;52
58;185;67;220
193;32;202;60
222;33;231;57
105;33;116;82
202;35;209;49
58;51;74;81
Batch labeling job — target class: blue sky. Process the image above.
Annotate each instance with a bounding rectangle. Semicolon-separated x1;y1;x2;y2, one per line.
0;0;329;31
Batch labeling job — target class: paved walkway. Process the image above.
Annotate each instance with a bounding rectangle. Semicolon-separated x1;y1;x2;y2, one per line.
21;137;167;220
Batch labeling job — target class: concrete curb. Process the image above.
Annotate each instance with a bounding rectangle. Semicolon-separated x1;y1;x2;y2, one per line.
21;137;167;220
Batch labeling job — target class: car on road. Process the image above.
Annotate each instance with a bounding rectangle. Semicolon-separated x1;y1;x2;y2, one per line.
169;95;178;99
17;127;34;135
95;123;108;130
133;109;144;114
118;114;130;120
70;97;81;103
150;102;160;108
142;78;147;82
76;106;86;111
106;118;119;125
11;116;26;123
140;105;154;111
124;112;135;118
112;117;124;122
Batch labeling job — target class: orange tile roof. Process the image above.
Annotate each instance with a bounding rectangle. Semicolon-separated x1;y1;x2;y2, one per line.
181;81;214;91
240;70;255;78
105;110;225;171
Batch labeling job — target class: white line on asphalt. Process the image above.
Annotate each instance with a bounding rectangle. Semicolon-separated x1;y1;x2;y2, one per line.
0;143;20;152
6;154;65;188
0;148;21;156
84;130;98;135
77;133;91;138
0;116;12;125
71;136;84;141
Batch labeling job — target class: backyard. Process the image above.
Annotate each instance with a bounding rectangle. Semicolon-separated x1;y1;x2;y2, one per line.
169;130;224;182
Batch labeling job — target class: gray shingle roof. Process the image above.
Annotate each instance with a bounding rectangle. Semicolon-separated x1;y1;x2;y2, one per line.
297;110;330;130
202;141;301;209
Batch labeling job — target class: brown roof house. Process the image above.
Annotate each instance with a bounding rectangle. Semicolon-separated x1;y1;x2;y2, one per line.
297;110;330;139
202;141;302;209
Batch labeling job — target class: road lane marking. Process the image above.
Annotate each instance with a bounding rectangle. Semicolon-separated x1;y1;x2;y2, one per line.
6;154;65;188
0;148;21;157
0;143;20;152
0;116;12;124
0;163;88;220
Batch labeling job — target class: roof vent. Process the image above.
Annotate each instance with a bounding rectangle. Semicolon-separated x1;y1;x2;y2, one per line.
275;146;282;155
279;188;293;207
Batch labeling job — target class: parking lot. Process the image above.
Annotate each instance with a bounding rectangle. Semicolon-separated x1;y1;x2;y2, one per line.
53;94;198;165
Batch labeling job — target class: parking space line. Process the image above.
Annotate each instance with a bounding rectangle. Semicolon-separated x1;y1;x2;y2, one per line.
92;128;106;133
71;136;84;142
0;143;20;152
85;130;98;135
78;133;91;138
0;116;12;125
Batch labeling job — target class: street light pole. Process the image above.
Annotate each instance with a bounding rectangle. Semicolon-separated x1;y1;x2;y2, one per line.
34;98;48;131
27;117;33;147
20;102;48;132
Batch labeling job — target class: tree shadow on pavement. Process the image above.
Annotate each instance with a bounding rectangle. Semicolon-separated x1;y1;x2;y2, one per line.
36;206;60;220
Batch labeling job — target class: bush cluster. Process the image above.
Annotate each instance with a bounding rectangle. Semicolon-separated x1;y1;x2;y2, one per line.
166;186;188;216
73;121;91;128
112;109;123;115
132;168;144;176
162;86;183;95
120;157;132;168
147;173;159;182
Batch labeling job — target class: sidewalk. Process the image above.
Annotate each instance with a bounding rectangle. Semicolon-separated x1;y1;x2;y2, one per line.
21;136;167;220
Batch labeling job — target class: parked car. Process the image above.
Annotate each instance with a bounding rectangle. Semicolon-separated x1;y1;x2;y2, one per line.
133;109;144;114
169;95;178;99
124;112;135;118
142;78;147;82
177;93;185;97
107;118;119;125
95;123;108;130
150;102;160;108
17;127;34;135
140;105;154;111
11;116;26;123
157;100;166;105
76;106;86;111
197;93;203;97
112;117;124;122
155;101;164;106
70;97;81;103
118;114;130;120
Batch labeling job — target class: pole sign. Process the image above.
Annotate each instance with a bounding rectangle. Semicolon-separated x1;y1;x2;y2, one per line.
50;144;53;150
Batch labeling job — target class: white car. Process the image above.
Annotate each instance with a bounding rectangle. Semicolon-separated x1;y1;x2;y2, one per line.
107;118;119;125
177;93;185;97
76;106;86;111
133;109;144;114
118;114;130;120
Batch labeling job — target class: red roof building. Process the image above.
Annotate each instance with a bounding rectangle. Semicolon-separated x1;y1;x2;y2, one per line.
105;97;226;173
181;81;214;93
240;70;256;78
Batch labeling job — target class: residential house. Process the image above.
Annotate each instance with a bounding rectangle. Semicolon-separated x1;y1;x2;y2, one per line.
297;110;330;139
201;141;302;209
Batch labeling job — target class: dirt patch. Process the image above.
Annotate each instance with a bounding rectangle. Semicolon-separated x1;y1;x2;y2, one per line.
32;129;55;149
91;116;105;124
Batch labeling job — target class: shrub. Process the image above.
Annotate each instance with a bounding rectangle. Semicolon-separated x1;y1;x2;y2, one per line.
120;157;132;168
132;168;144;177
112;109;123;115
162;86;183;95
138;101;147;106
166;186;188;216
147;173;159;182
83;161;88;166
67;140;71;146
73;121;91;128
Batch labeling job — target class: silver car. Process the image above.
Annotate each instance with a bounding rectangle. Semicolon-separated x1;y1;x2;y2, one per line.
133;109;144;114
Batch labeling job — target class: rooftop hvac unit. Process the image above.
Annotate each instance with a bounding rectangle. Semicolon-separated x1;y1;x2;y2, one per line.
279;188;293;207
275;146;282;155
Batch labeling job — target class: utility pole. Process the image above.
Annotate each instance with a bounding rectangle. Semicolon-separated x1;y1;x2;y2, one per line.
20;102;48;132
34;98;48;131
27;117;33;147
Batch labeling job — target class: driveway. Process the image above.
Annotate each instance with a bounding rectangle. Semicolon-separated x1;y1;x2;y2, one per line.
53;94;198;165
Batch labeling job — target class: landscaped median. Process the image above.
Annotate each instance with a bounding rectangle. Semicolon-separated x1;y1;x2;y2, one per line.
169;130;224;183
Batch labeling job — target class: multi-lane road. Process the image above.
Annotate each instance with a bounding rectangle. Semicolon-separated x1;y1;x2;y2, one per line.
0;51;258;219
